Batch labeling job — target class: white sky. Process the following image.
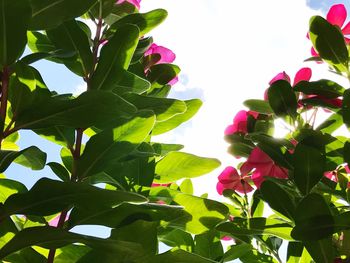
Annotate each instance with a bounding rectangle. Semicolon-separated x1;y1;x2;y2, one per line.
140;0;337;199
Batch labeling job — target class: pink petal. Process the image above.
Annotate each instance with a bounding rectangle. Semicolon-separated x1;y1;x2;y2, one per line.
247;147;272;166
345;165;350;174
224;124;236;136
327;4;347;28
293;67;312;86
216;181;225;195
218;166;239;183
263;88;269;101
145;43;176;64
251;171;265;188
269;71;291;85
168;76;178;86
248;111;259;119
221;236;233;241
270;165;288;179
324;171;337;182
235;180;254;194
311;47;319;57
342;21;350;35
117;0;141;9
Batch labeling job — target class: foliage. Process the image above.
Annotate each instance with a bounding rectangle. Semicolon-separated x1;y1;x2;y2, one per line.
0;0;224;262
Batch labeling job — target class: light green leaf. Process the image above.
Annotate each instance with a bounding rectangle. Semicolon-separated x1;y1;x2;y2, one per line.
155;152;220;183
153;99;202;135
0;146;46;173
0;179;27;203
76;111;155;179
107;9;168;37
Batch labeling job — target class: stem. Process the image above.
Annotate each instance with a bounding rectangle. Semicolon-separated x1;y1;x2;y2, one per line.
71;128;83;182
255;236;283;263
0;66;10;147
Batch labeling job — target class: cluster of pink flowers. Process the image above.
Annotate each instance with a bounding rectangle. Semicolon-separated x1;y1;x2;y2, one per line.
117;0;141;9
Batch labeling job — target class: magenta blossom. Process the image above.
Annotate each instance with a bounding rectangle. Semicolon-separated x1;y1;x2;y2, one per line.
241;147;288;188
264;67;312;100
216;166;254;195
224;110;259;136
144;43;178;85
145;43;176;64
116;0;141;9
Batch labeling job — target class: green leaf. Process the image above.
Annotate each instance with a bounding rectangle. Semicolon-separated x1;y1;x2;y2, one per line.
29;0;97;30
260;180;296;220
153;99;202;135
1;177;147;218
155;152;220;183
309;15;349;72
27;31;55;53
47;162;70;181
222;244;253;262
14;62;36;91
342;89;350;127
76;111;155;179
90;24;140;90
21;50;76;65
268;80;297;118
0;179;27;203
293;143;326;195
107;9;168;37
110;220;158;255
0;226;147;260
123;93;187;122
0;146;46;173
33;126;75;148
53;245;91;263
112;69;151;95
291;193;333;241
194;230;223;260
147;64;180;89
294;79;345;98
46;20;93;76
160;229;194;251
244;99;274;114
0;0;31;66
217;217;294;240
316;112;343;134
14;90;136;130
180;179;193;195
151;249;217;263
303;238;335;263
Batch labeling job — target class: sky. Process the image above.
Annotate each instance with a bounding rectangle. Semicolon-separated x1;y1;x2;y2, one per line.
139;0;343;199
5;0;350;259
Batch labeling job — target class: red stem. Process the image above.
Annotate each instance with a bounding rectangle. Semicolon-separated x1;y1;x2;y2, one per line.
0;66;10;148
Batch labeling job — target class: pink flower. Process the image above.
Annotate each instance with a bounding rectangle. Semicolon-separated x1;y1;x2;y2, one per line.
264;68;312;100
145;43;176;64
144;43;178;85
216;166;254;195
48;213;69;227
241;147;288;188
309;4;350;57
116;0;141;9
224;110;259;136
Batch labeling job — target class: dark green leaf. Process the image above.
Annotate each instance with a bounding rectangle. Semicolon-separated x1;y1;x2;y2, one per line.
294;79;345;98
316;112;343;134
222;244;253;262
0;226;146;260
342;89;350;127
90;24;139;90
147;64;180;89
46;20;93;76
76;111;155;179
14;90;136;130
160;229;194;251
0;146;46;173
111;69;151;95
151;249;217;263
309;15;349;72
29;0;97;30
1;178;147;218
216;217;294;240
53;245;91;263
21;50;76;65
293;143;326;195
0;0;31;66
260;180;296;220
155;152;220;183
292;193;333;240
47;162;70;181
268;80;297;118
244;99;273;114
303;238;335;263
